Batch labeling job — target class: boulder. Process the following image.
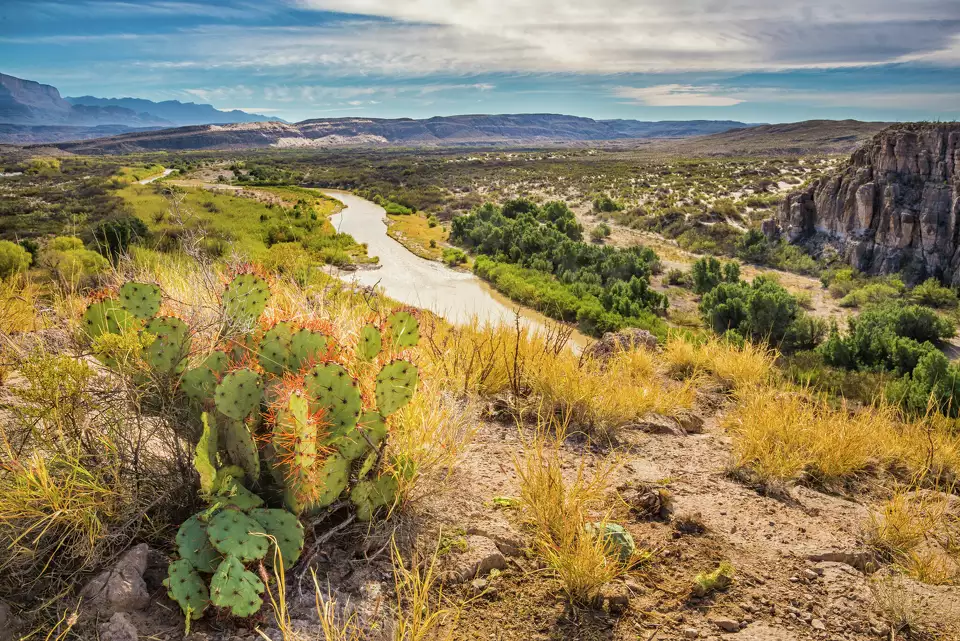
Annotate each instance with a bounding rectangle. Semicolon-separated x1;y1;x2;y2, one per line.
99;612;138;641
583;328;658;360
80;544;151;613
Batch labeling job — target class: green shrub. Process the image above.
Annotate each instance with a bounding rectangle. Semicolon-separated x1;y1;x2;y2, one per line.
592;195;622;213
840;281;904;308
590;223;611;242
442;247;467;267
665;268;693;288
0;240;31;279
41;236;109;286
90;216;148;260
886;350;960;417
691;256;740;295
909;278;958;309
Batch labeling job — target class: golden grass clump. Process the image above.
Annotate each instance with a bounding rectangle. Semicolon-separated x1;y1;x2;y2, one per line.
663;335;775;391
724;387;960;488
514;427;631;604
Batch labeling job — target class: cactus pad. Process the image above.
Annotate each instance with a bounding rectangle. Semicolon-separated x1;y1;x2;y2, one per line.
215;368;263;420
143;316;191;374
209;555;264;618
304;363;362;437
350;473;399;521
357;325;382;361
222;274;270;326
175;514;221;573
213;465;246;493
258;322;294;376
221;418;260;482
181;351;229;402
586;522;636;563
206;509;269;562
274;391;316;514
290;329;331;371
119;281;161;320
336;411;387;460
249;508;304;570
82;299;137;340
213;476;264;510
387;311;419;348
165;559;209;620
375;360;418;416
194;412;218;496
313;453;350;509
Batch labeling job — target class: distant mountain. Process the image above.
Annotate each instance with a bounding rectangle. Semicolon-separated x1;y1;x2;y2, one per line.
0;73;284;141
66;96;284;126
0;73;172;127
42;114;758;152
656;120;892;155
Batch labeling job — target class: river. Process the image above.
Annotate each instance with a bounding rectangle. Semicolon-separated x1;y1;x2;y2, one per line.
323;189;578;338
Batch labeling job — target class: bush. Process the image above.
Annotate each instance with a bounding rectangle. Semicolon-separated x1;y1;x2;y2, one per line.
590;223;611;243
840;281;905;308
40;236;109;287
665;268;693;288
910;278;958;309
89;216;148;260
0;240;32;279
887;350;960;417
592;195;622;213
441;247;467;267
691;256;740;295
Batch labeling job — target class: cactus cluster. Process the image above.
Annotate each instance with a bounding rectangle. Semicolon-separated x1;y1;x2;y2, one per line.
86;273;421;622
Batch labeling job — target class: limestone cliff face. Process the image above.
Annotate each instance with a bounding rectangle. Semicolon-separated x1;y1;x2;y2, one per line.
776;123;960;284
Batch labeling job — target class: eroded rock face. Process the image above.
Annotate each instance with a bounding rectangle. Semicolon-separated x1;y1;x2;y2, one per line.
775;123;960;284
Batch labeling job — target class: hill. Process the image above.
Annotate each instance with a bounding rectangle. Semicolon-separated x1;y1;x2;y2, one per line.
65;95;284;126
653;119;892;156
40;114;756;152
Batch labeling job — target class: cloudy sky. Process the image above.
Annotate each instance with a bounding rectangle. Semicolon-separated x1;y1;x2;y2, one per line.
2;0;960;122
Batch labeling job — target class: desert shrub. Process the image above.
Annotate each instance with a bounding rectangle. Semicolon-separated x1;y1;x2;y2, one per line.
89;215;148;260
910;278;958;309
590;223;612;242
441;247;467;266
691;256;739;294
0;239;31;279
40;236;109;287
665;268;693;288
840;281;905;308
781;351;889;405
263;241;310;278
886;350;960;417
592;195;622;213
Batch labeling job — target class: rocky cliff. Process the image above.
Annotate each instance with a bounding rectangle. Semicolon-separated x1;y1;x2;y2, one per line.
775;123;960;284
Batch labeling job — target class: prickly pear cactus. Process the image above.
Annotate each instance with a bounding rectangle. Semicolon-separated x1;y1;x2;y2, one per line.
336;410;387;461
214;368;262;420
350;473;400;521
249;508;305;569
375;360;419;416
82;299;137;340
258;321;294;376
143;316;191;374
387;310;419;348
304;363;362;437
221;418;260;482
290;329;331;371
313;453;350;509
222;273;270;326
209;555;264;617
586;522;636;563
357;325;382;361
164;559;209;620
206;509;269;562
119;281;162;320
175;515;220;573
181;351;229;402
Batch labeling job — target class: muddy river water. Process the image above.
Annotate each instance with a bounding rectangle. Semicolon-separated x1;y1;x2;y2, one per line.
324;190;582;340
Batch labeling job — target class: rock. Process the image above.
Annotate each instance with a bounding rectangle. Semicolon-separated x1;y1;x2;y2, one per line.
635;413;685;436
805;550;877;573
80;544;151;613
777;123;960;284
675;410;704;434
99;612;138;641
469;578;488;595
811;619;826;631
584;328;658;360
446;535;506;582
803;569;819;581
682;628;700;639
600;583;630;615
712;618;740;633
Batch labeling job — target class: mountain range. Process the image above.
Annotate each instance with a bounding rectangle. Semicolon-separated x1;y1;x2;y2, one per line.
0;72;282;142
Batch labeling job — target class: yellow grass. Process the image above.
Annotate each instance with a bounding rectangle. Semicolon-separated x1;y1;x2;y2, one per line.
386;213;448;261
662;335;776;391
514;427;629;604
724;387;960;487
0;275;44;334
392;539;459;641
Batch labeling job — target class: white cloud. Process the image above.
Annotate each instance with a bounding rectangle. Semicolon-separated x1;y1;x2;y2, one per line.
613;85;743;107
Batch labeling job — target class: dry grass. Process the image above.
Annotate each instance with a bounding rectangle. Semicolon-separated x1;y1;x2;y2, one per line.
866;487;960;585
392;539;459;641
514;424;630;604
423;317;693;438
723;387;960;489
662;335;775;391
0;275;45;335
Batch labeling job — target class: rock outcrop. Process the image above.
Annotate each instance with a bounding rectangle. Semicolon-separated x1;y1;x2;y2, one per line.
773;123;960;285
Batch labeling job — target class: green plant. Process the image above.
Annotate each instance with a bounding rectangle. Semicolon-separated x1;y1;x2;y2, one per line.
0;240;31;279
692;560;735;597
691;256;739;295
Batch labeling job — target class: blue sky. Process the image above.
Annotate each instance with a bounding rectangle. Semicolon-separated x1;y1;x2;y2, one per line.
2;0;960;123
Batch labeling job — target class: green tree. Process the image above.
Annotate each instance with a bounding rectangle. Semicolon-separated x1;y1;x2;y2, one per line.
0;240;31;279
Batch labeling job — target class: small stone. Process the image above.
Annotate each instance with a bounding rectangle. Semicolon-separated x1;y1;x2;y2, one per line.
712;618;740;633
811;619;826;631
682;628;699;639
469;578;488;595
99;612;138;641
80;544;151;613
601;582;630;615
446;535;506;583
803;569;819;581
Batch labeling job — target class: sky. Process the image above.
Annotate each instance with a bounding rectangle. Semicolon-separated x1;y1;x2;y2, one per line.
2;0;960;123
